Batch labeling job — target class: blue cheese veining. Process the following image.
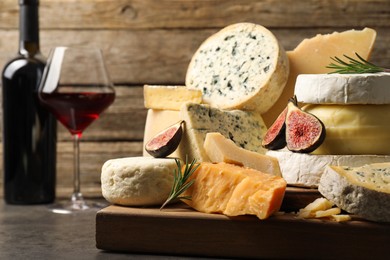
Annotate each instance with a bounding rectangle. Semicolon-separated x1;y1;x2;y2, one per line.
319;163;390;222
185;23;289;114
179;103;268;162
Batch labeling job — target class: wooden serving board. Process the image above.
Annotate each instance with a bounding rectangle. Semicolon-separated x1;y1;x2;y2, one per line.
96;188;390;259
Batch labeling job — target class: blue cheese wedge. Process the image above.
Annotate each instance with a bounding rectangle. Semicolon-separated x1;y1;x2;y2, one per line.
186;23;289;113
319;163;390;222
180;103;267;161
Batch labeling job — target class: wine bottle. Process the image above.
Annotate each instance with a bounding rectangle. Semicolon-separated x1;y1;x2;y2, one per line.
1;0;57;204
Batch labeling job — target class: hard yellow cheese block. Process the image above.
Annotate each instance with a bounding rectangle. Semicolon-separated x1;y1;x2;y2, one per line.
182;162;286;220
303;104;390;155
144;85;202;110
262;27;376;127
204;132;281;176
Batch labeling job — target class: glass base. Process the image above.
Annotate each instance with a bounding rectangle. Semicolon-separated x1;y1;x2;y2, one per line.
49;193;108;214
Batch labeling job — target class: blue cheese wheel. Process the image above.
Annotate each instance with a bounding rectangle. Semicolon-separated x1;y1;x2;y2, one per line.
186;23;289;113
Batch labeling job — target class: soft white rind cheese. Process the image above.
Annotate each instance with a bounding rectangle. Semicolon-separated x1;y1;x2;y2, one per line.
319;163;390;222
101;157;176;206
267;149;390;187
295;73;390;104
180;103;268;161
186;23;289;113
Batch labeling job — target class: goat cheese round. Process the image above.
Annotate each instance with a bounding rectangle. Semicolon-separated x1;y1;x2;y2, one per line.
101;157;176;206
295;73;390;104
267;149;390;188
186;23;289;113
319;163;390;222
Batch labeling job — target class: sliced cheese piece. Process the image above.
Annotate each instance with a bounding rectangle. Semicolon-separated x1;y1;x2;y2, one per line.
330;214;352;222
203;132;281;176
142;109;181;157
180;103;267;162
182;162;286;220
262;27;376;127
299;197;334;213
303;104;390;155
186;22;289;113
295;73;390;104
319;163;390;222
267;149;390;187
143;85;202;110
101;157;176;206
314;207;341;218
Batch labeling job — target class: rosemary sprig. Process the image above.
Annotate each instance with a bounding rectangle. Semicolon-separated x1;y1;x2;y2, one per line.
160;156;199;210
326;52;390;74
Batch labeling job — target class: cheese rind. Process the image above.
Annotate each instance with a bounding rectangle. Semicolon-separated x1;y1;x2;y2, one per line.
143;85;202;110
182;162;286;219
262;27;376;127
204;132;281;176
101;157;176;206
303;104;390;155
267;149;390;187
295;73;390;104
180;103;267;161
186;22;289;113
319;163;390;222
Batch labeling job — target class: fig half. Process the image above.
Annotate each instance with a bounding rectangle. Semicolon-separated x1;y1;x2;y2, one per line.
285;98;326;153
262;106;287;150
145;120;184;158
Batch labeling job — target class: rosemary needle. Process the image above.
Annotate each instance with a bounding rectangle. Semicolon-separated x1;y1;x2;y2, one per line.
160;156;199;210
326;52;390;74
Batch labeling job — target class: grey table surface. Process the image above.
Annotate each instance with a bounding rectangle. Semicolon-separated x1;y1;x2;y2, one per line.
0;199;220;260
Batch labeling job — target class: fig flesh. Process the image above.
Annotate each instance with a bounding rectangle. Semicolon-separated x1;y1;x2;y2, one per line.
262;107;287;150
285;100;326;153
145;120;184;158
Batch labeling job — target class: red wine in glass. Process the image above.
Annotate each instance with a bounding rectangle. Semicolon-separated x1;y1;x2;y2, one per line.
40;86;115;136
38;46;115;213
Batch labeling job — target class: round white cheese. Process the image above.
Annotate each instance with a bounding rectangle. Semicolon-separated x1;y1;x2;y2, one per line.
319;163;390;222
267;149;390;188
295;73;390;104
303;104;390;155
101;157;176;206
186;23;289;113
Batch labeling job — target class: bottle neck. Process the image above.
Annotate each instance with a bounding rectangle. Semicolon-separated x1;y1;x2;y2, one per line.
19;0;40;56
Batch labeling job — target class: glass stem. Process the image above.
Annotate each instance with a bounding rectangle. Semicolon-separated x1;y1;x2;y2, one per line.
72;133;83;202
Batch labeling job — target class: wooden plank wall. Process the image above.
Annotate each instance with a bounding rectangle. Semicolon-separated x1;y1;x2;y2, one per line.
0;0;389;198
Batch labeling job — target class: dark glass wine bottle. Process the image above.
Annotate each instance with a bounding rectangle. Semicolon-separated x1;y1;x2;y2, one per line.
1;0;57;204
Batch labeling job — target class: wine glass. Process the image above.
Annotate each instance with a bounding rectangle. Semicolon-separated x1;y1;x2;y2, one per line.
38;46;115;213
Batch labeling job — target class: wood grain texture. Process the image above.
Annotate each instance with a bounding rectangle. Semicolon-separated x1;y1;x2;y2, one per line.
0;0;389;29
96;203;390;259
0;0;389;197
0;28;389;85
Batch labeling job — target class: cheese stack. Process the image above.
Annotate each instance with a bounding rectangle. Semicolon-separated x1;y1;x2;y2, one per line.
268;73;390;187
